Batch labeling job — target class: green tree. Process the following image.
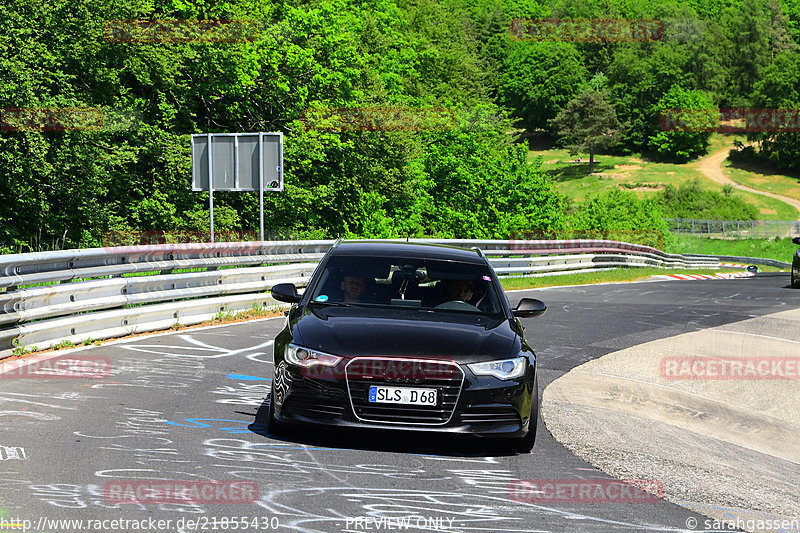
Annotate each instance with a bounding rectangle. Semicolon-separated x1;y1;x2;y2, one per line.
648;84;715;160
767;0;798;62
550;88;621;174
606;42;694;151
743;50;800;170
719;0;772;106
497;41;588;132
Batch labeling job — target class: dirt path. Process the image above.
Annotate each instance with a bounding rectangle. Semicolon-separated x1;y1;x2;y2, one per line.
698;147;800;215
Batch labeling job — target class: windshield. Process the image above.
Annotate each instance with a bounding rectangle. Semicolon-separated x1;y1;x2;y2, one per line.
308;255;504;315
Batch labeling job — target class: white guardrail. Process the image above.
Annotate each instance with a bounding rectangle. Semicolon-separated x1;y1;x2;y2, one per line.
0;238;774;359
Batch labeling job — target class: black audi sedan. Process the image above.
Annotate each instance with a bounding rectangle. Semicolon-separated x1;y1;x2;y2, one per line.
792;237;800;288
269;240;546;452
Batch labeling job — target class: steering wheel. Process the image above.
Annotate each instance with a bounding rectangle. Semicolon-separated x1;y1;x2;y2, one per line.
433;300;481;312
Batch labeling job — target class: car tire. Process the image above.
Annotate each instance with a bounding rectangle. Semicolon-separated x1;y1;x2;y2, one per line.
513;376;539;454
793;271;800;289
266;385;284;435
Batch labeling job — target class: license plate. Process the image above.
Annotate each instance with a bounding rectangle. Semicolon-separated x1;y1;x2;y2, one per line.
368;386;437;406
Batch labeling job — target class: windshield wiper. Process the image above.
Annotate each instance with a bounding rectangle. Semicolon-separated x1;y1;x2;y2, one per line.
308;300;352;307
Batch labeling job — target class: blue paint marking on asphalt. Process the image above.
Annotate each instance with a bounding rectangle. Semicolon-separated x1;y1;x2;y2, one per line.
164;418;252;433
226;374;271;381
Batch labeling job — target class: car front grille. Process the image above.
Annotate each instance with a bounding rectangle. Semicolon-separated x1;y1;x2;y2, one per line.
345;358;464;425
282;378;347;420
459;405;521;426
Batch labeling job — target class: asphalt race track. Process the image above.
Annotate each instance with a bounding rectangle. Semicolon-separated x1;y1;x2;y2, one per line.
1;273;797;533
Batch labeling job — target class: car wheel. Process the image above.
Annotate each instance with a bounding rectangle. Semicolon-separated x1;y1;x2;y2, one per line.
793;271;800;289
513;376;539;454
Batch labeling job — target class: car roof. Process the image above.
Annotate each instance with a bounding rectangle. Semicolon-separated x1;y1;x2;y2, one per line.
329;240;486;264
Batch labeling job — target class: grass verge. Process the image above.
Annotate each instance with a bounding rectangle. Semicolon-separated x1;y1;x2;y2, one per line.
724;160;800;203
667;235;798;263
499;266;761;291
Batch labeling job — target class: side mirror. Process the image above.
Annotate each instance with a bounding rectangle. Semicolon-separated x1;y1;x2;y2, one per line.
513;298;546;318
793;237;800;246
271;283;301;303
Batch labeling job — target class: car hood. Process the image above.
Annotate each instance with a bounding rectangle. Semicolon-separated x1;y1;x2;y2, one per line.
292;306;518;363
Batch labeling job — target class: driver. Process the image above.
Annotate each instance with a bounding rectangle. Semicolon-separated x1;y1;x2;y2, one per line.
341;275;367;303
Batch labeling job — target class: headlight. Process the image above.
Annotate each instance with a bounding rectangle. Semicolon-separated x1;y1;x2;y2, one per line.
285;343;342;368
468;357;526;380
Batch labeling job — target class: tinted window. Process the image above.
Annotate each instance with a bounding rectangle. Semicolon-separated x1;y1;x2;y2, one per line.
309;255;503;314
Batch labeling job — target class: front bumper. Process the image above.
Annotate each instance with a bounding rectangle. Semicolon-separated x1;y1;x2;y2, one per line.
272;358;535;438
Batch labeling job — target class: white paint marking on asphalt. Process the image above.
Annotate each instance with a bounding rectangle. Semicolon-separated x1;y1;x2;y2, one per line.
715;330;800;344
0;445;28;460
0;411;60;421
420;456;499;464
304;448;346;484
246;346;274;364
117;336;275;360
0;317;286;374
0;396;77;410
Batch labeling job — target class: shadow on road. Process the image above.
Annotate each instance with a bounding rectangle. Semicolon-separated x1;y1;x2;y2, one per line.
246;395;522;458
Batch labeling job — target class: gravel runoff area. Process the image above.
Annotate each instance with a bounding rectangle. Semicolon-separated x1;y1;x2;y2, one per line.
542;307;800;533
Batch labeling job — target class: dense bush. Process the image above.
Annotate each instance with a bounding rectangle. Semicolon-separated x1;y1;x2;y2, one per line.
567;189;673;248
654;179;759;220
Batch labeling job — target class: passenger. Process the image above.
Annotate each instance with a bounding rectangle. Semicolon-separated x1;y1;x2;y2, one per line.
445;279;474;303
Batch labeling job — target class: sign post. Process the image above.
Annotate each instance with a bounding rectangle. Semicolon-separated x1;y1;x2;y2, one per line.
191;132;283;242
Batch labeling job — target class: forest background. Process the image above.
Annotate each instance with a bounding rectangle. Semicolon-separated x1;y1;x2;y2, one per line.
2;0;799;252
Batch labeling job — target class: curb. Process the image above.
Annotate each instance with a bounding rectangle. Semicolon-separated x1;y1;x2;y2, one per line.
541;307;800;532
654;271;755;281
